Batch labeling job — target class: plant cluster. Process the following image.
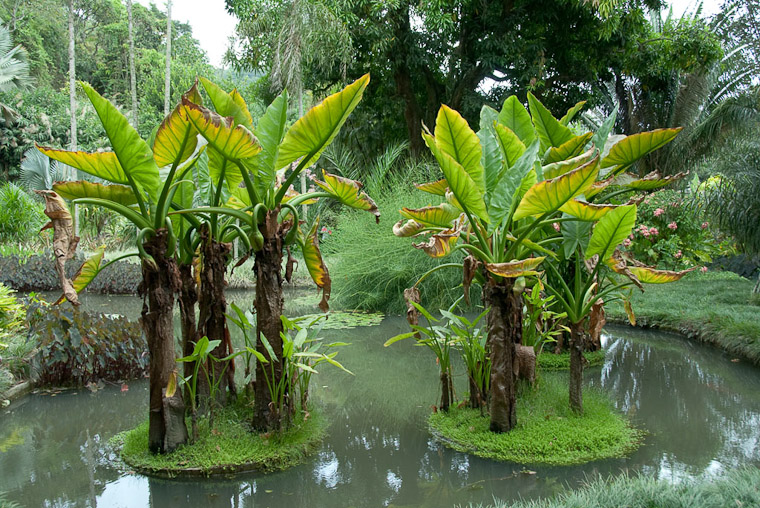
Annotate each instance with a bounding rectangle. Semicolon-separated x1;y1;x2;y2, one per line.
27;302;147;387
0;182;46;243
0;284;32;395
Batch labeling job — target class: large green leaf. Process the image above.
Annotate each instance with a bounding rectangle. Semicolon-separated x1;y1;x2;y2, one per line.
600;128;682;169
513;155;600;220
559;200;621;221
543;132;592;164
561;218;592;258
585;205;637;259
199;76;253;129
251;91;288;196
478;105;502;192
183;99;261;161
276;74;369;170
527;92;574;152
314;170;380;223
423;132;489;223
53;180;138;206
153;83;201;168
80;83;160;198
489;140;539;225
543;147;595;180
434;105;485;193
36;147;128;185
498;96;535;146
559;100;586;126
207;147;243;194
400;203;460;227
493;124;526;169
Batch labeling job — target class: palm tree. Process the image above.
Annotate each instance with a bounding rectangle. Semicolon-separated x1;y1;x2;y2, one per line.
0;23;32;124
19;148;61;191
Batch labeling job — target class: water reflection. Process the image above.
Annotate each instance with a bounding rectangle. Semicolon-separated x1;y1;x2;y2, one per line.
1;321;760;507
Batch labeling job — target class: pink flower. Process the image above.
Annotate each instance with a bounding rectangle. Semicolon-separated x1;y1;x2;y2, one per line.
648;227;659;236
701;266;708;273
671;201;680;208
623;238;632;247
653;208;665;217
321;226;328;233
701;222;709;230
629;234;635;240
674;250;682;259
668;222;678;230
552;222;560;232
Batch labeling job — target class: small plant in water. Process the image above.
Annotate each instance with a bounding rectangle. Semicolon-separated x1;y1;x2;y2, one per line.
522;283;568;355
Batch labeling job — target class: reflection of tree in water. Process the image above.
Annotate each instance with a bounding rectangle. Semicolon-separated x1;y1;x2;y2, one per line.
594;328;760;474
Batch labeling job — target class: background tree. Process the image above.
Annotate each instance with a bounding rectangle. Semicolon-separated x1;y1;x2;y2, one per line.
127;0;137;127
163;0;171;116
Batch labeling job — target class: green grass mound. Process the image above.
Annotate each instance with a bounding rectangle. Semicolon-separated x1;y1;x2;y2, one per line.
537;350;606;371
429;375;641;465
113;403;326;478
475;468;760;508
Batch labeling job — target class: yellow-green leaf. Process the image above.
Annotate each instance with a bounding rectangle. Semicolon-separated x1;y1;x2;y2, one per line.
629;266;697;284
392;219;427;237
423;132;489;223
166;370;178;398
251;92;288;196
543;147;595;180
183;99;261;161
314;170;380;223
52;180;138;206
277;74;369;170
208;146;243;192
434;105;485;193
80;83;160;198
415;179;448;195
543;132;592;164
620;170;690;191
493;123;526;168
498;96;535;146
485;257;545;278
585;205;637;259
513;155;600;220
527;92;574;152
412;229;460;258
559;200;621;221
54;247;106;305
559;100;586;126
400;203;460;227
601;128;682;169
36;147;126;185
199;76;253;129
230;89;254;129
153;83;201;167
302;219;332;312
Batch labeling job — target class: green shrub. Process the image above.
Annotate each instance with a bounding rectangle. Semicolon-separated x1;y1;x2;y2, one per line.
28;303;147;387
0;183;46;243
326;187;474;314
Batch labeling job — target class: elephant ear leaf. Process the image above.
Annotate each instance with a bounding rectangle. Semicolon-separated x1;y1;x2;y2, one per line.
434;105;485;194
251;91;288;195
54;247;106;305
619;170;690;191
413;228;460;258
183;99;261;160
498;96;536;146
585;205;637;260
199;76;253;130
423;131;489;223
544;132;592;164
153;83;201;168
80;83;160;198
559;100;586;126
527;92;574;152
485;257;545;278
53;180;138;206
276;74;370;171
415;179;448;195
301;219;332;312
629;265;697;284
559;200;621;221
513;154;600;220
229;89;254;129
493;123;526;169
35;148;125;185
600;128;682;170
400;203;460;228
314;170;380;223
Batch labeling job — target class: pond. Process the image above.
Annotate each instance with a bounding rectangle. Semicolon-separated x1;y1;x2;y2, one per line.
1;292;760;507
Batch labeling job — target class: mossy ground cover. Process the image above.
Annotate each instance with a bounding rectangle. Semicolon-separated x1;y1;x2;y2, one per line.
113;402;326;477
474;467;760;508
536;350;606;371
606;271;760;364
429;374;641;465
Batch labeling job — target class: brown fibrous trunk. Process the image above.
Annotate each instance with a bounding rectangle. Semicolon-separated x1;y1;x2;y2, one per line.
253;209;285;431
139;230;188;453
178;262;198;405
569;320;585;414
485;278;521;433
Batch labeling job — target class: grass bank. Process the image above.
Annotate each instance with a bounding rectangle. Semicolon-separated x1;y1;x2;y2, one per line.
113;402;325;477
472;467;760;508
429;374;640;465
537;350;605;371
606;271;760;364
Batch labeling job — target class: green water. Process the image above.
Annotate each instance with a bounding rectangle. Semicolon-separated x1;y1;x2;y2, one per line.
1;292;760;507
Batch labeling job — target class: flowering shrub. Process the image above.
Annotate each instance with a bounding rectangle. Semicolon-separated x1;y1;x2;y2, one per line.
623;189;724;270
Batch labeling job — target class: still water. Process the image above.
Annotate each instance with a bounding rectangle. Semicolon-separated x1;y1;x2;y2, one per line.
1;292;760;507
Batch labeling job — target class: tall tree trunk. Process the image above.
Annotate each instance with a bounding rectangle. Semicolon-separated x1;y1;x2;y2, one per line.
67;0;79;237
140;229;188;453
569;320;585;414
126;0;138;128
164;0;172;116
485;278;521;433
440;370;451;412
198;225;235;406
253;209;285;431
177;262;198;403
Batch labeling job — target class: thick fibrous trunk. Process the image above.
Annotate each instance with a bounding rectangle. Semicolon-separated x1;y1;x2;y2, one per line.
253;209;285;430
440;370;452;412
198;226;234;405
178;262;198;401
140;230;188;453
569;320;585;414
486;279;522;433
468;369;486;410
